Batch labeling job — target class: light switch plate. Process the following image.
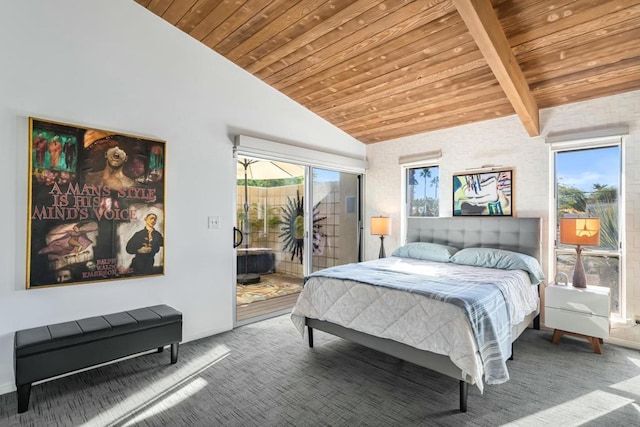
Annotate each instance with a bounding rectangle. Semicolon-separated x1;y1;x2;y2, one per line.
208;216;220;229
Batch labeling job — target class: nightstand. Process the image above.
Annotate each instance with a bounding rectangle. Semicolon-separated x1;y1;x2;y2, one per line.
545;283;610;354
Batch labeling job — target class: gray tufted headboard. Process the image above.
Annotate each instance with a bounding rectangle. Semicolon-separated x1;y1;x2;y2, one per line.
406;217;541;259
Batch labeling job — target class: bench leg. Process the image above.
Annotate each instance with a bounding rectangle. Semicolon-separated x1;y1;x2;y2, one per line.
17;383;31;414
171;343;179;364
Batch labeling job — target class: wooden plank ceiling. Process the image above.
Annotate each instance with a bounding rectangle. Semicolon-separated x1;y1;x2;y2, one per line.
136;0;640;144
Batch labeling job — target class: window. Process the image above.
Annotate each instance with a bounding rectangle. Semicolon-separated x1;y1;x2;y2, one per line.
553;144;622;316
406;166;440;217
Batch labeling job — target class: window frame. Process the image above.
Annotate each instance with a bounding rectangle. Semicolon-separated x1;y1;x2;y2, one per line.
549;136;626;320
400;160;440;246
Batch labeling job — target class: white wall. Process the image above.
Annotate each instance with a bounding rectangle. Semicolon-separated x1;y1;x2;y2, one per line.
365;89;640;324
0;0;364;393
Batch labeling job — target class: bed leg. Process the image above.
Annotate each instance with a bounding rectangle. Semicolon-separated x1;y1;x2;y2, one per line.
509;343;514;361
533;313;540;330
308;326;314;348
459;381;468;413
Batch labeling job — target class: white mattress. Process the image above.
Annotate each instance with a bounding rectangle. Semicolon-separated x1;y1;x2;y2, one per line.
291;257;539;391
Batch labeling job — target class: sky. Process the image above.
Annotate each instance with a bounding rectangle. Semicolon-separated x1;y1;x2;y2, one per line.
556;146;620;193
312;168;340;183
409;167;440;200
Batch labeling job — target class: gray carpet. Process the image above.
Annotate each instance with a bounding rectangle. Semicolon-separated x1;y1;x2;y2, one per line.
0;314;638;426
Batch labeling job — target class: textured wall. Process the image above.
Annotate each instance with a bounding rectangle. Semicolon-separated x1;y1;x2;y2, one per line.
366;90;640;322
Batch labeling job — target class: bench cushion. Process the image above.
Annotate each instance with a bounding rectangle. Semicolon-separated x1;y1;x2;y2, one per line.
15;305;181;358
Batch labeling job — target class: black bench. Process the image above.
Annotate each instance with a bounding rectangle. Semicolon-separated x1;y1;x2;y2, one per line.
14;304;182;413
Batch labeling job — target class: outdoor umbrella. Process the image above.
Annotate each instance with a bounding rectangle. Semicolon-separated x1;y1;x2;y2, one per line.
236;158;304;180
236;157;304;284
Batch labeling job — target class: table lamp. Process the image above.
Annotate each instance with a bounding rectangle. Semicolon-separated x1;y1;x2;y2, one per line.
370;216;391;258
559;217;600;288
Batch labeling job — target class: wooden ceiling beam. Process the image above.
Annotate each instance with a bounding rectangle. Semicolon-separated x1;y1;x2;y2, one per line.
452;0;540;136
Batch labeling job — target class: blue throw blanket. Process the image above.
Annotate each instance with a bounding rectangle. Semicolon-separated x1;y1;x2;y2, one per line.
306;262;513;385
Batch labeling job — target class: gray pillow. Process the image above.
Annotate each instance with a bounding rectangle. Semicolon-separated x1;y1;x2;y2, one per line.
392;242;459;263
450;247;545;285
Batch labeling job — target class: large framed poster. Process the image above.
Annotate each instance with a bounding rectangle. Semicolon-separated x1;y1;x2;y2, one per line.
27;117;166;288
452;169;513;216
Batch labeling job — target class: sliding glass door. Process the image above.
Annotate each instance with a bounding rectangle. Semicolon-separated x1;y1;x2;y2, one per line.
235;156;306;324
309;168;361;273
235;159;362;325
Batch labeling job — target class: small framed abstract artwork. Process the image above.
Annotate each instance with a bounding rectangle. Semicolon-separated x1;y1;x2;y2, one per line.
452;169;513;216
27;117;166;289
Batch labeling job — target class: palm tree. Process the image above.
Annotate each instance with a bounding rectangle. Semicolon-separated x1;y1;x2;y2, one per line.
590;183;617;203
430;175;439;199
408;169;419;216
420;168;432;203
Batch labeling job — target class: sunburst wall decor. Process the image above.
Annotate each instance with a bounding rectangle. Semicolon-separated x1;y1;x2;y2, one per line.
279;190;326;264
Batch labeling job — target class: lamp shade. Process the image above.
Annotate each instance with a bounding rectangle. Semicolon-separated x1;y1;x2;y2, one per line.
370;216;391;236
559;218;600;247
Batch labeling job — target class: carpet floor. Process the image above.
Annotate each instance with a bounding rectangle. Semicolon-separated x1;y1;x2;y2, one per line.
1;315;638;426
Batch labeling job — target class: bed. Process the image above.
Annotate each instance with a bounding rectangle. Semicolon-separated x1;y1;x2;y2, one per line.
291;217;542;412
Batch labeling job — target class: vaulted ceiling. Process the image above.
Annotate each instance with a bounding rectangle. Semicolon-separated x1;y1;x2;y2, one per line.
136;0;640;144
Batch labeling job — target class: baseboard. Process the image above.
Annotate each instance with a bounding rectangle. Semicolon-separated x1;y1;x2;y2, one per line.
606;336;640;350
611;317;637;327
183;325;231;343
0;381;15;396
235;307;292;327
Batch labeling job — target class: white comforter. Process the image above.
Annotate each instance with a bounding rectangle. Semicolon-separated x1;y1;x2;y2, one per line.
291;257;539;392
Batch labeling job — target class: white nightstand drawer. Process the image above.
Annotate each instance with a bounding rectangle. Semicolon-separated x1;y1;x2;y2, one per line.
545;307;609;339
545;285;609;317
